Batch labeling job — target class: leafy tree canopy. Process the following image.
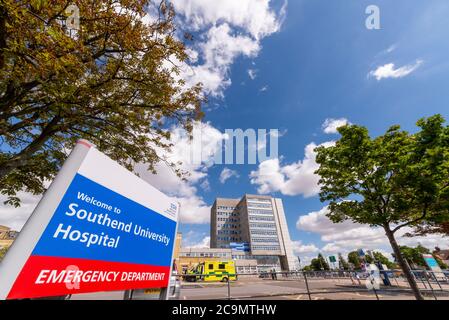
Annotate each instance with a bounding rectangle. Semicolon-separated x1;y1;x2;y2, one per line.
315;115;449;300
338;253;350;270
347;251;362;270
0;0;203;205
310;253;330;271
315;114;449;232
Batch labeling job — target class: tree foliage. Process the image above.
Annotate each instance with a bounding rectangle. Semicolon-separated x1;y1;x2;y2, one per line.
315;115;449;231
398;245;447;270
0;0;203;205
338;253;350;270
315;115;449;300
372;251;396;269
347;251;362;270
398;245;429;268
310;253;330;271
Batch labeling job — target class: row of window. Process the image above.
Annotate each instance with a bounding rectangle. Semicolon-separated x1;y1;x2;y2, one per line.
218;223;240;229
252;245;281;251
217;206;235;210
249;223;277;229
247;198;272;204
217;217;240;223
248;209;274;215
249;216;275;222
247;203;272;209
217;236;242;242
218;230;241;235
181;252;231;258
217;211;239;217
250;230;278;236
251;237;279;243
236;266;258;273
233;254;254;260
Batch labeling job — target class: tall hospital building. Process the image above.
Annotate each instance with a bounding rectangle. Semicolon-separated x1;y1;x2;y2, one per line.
210;195;298;271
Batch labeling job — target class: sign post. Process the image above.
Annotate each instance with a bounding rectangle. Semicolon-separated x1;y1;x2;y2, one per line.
0;140;180;300
329;255;336;269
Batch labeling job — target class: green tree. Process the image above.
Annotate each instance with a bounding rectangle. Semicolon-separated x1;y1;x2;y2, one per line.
411;221;449;237
315;115;449;300
310;253;330;271
0;1;203;206
435;257;448;270
365;254;374;264
372;251;395;269
347;251;362;270
302;265;313;272
397;245;427;268
338;253;350;270
398;245;447;270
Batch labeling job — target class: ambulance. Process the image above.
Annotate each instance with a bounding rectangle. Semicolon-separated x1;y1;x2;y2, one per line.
183;261;237;282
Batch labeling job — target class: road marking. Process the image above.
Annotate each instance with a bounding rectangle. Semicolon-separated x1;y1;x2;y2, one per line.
339;292;383;298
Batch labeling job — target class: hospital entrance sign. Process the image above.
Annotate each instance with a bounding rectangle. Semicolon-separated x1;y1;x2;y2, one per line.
0;140;179;299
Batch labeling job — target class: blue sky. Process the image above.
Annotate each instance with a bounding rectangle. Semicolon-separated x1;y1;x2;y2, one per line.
1;0;449;264
170;0;449;261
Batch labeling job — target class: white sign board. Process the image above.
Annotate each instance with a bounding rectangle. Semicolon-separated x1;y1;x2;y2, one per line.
0;140;179;299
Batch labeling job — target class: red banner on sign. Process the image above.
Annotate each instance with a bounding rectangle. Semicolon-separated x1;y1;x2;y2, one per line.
7;255;170;299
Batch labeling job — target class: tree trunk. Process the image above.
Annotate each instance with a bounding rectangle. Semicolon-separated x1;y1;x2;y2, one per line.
384;225;425;300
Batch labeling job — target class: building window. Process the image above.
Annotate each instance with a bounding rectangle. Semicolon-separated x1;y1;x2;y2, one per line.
250;230;278;236
249;216;275;222
251;237;279;243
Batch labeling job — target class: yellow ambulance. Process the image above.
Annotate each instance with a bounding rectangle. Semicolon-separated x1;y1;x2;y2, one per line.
184;261;237;282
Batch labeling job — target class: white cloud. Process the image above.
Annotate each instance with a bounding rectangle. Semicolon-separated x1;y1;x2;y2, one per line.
200;179;210;192
219;167;239;184
181;230;210;248
322;118;350;134
172;0;287;97
249;141;334;197
385;44;397;53
135;121;226;224
292;240;319;254
190;236;211;248
259;85;269;92
296;205;448;258
377;44;397;56
0;192;41;231
172;0;286;40
369;59;423;80
248;68;258;80
269;129;287;138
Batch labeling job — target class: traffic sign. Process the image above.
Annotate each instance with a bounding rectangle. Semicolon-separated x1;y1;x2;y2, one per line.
422;254;442;273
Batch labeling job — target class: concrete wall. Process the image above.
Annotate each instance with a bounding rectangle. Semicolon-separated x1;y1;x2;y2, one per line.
273;198;298;271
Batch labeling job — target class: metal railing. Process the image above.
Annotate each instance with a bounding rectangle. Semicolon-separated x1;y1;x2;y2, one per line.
174;269;449;300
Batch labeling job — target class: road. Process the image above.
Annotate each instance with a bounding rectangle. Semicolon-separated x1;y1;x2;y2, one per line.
70;277;449;300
